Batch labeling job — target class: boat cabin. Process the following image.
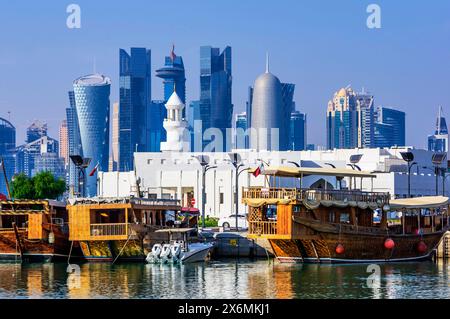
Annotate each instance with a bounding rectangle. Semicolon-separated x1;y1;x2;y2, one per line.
244;166;390;240
68;197;182;241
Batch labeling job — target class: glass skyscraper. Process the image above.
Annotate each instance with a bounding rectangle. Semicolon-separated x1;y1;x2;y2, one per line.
199;46;233;151
235;112;248;149
73;74;111;197
428;107;448;153
119;48;151;171
0;117;15;196
156;46;186;104
147;100;167;152
374;106;406;148
66;90;82;196
290;111;307;151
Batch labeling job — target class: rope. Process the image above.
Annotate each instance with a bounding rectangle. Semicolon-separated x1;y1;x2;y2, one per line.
112;234;132;265
67;241;74;265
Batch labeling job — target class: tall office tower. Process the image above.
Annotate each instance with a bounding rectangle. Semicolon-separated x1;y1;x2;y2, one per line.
26;120;48;143
199;46;233;151
187;100;201;151
33;153;66;180
245;86;254;128
374;106;406;148
235;112;248;149
281;83;296;149
119;47;151;171
250;57;286;151
290;111;307;151
73;74;111;197
59;120;69;165
156;45;186;104
15;136;59;177
109;102;119;171
147;100;167;152
0;117;16;196
428;107;449;153
66;90;82;197
356;89;375;148
326;87;358;150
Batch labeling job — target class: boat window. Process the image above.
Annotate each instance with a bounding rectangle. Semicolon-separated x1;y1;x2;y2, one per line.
329;212;336;223
267;206;277;220
340;213;350;224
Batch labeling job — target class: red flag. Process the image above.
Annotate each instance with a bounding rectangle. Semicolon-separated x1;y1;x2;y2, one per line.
89;162;99;177
252;163;264;178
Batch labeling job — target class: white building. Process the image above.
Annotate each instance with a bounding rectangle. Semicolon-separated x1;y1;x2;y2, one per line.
97;147;450;221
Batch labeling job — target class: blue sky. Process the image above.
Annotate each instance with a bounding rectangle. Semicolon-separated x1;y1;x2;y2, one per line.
0;0;449;148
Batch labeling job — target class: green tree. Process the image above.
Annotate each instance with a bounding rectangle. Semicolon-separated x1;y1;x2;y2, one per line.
11;172;66;200
32;171;66;200
11;173;35;199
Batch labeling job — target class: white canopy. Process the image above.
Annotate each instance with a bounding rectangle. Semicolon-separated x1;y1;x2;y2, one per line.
390;196;449;210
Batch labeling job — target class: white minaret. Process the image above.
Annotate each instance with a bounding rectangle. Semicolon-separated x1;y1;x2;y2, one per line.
160;90;189;152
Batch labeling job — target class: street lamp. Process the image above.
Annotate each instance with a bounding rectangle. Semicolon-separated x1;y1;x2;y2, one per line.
432;153;447;196
229;153;245;232
70;155;91;198
192;155;217;230
400;152;417;198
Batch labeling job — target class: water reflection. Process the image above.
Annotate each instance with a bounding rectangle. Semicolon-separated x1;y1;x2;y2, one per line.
0;260;450;299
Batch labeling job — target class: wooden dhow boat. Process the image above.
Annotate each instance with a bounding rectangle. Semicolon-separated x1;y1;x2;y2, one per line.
243;166;449;263
0;199;74;262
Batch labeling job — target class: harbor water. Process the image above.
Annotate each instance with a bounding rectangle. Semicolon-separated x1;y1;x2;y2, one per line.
1;260;450;299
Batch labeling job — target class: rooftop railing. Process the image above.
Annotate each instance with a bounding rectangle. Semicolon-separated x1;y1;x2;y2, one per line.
242;187;390;205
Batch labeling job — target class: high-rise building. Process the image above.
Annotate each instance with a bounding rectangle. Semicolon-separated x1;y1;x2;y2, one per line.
0;117;16;196
199;46;233;151
66;90;82;197
187;100;201;151
428;106;448;154
26;120;48;143
15;136;59;177
235;112;248;149
109;102;119;172
147;100;167;152
290;111;307;151
59;120;69;165
245;87;254;129
356;89;375;148
119;48;151;171
374;106;406;148
250;57;287;151
73;74;111;197
326;87;359;150
156;45;186;104
33;153;66;180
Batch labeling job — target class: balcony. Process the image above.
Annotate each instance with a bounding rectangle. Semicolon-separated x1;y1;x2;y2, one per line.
242;187;390;206
90;223;135;238
249;221;277;236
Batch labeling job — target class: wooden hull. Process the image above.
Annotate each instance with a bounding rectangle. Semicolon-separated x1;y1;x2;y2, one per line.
0;227;77;263
270;217;446;264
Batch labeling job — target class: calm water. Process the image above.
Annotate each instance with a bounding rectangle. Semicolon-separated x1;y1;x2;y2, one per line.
0;259;450;299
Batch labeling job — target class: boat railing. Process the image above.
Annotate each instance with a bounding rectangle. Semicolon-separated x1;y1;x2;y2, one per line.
248;221;277;236
90;223;135;238
243;187;389;204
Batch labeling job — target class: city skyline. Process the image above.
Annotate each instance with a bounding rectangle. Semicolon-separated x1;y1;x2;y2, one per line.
1;1;449;148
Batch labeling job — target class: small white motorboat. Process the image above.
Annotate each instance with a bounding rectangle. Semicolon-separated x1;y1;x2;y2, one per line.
146;228;214;264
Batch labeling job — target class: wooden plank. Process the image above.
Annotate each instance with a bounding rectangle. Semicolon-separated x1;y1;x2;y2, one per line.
28;214;43;240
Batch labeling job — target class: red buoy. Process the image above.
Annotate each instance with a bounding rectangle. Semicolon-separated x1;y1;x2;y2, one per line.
335;243;345;255
417;241;427;253
384;238;395;250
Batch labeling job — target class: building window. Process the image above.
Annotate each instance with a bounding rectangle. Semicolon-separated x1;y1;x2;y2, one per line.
220;193;224;204
147;159;153;165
